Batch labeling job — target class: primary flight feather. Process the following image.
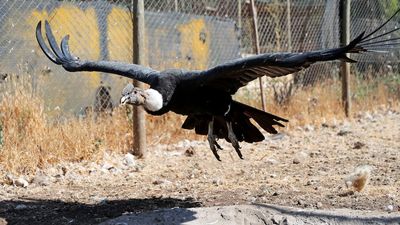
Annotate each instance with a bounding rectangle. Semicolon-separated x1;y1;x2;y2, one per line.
36;9;400;160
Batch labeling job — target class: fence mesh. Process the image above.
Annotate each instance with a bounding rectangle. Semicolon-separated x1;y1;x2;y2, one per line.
0;0;399;114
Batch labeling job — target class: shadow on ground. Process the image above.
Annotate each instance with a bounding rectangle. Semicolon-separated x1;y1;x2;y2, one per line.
0;197;201;225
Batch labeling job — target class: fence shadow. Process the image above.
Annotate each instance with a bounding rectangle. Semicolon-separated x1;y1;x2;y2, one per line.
0;197;201;225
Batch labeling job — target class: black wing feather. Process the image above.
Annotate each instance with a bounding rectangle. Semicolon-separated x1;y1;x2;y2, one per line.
36;21;159;86
194;9;400;94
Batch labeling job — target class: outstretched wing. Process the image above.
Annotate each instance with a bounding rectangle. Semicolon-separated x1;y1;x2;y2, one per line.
195;9;400;94
36;21;159;86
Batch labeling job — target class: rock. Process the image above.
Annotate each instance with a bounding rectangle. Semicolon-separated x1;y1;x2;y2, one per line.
123;153;136;167
109;167;120;174
46;167;62;177
152;179;164;185
3;173;14;185
15;204;27;210
353;141;366;149
265;158;279;165
272;192;280;196
316;202;323;209
184;147;195;157
387;205;394;211
293;152;308;164
101;162;114;170
270;133;285;140
297;199;304;206
321;123;330;128
304;125;314;132
61;166;68;176
284;215;299;225
212;179;223;186
32;174;51;186
271;215;284;224
14;177;29;188
337;129;351;136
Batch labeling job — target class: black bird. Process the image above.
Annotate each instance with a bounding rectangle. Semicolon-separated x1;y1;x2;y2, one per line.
36;9;400;160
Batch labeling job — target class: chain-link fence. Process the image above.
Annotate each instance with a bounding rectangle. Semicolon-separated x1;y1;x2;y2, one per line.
0;0;399;114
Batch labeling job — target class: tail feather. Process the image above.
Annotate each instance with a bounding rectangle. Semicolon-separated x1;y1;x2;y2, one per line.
181;101;288;143
232;101;288;134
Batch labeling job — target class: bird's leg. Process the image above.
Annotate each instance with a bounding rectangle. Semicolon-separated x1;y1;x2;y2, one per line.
226;121;243;159
207;117;221;161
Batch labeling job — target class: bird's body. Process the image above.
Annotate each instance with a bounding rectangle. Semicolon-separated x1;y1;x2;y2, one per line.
36;8;400;160
151;72;232;116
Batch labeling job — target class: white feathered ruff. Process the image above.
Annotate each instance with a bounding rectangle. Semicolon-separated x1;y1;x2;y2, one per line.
144;89;163;112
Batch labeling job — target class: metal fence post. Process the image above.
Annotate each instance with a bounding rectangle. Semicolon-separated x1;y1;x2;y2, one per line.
132;0;147;158
340;0;351;117
249;0;266;111
286;0;292;51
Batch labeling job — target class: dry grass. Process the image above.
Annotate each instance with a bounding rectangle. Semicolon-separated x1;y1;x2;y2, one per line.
0;76;399;174
0;86;133;174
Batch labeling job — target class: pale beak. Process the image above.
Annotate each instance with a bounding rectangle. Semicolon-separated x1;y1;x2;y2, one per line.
120;95;130;105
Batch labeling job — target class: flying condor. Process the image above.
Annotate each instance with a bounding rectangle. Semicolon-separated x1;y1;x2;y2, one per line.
36;9;400;160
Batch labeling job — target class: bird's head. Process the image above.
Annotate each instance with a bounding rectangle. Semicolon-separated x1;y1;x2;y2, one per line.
120;83;163;112
120;83;145;106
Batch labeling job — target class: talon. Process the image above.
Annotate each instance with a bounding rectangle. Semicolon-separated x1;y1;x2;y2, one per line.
207;117;221;161
215;140;223;150
226;121;243;159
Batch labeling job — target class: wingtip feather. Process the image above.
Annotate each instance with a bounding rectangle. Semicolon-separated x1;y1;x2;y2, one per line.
36;20;61;65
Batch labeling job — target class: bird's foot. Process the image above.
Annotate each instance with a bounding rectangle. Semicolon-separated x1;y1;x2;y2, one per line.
207;134;221;161
226;121;243;159
229;134;242;159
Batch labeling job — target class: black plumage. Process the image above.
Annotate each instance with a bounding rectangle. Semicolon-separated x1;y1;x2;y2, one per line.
36;9;400;160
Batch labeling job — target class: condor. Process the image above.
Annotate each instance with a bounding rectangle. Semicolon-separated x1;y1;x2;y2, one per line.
36;9;400;160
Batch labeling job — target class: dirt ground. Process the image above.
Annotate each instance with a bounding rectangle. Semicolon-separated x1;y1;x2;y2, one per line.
0;108;399;225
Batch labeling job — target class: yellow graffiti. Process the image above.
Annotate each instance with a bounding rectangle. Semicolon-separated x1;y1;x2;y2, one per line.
28;4;102;87
107;8;133;62
177;18;210;70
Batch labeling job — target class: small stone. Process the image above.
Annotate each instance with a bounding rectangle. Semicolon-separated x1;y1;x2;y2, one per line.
304;125;314;132
297;199;304;206
337;130;351;136
99;198;108;205
152;180;163;185
3;174;14;185
271;215;284;224
101;163;114;171
32;174;51;186
265;158;279;165
283;216;298;225
293;152;308;164
212;179;223;186
387;205;394;211
109;167;119;173
14;177;29;188
316;202;323;209
123;153;136;167
184;147;195;157
270;133;285;140
353;141;366;149
15;204;27;210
